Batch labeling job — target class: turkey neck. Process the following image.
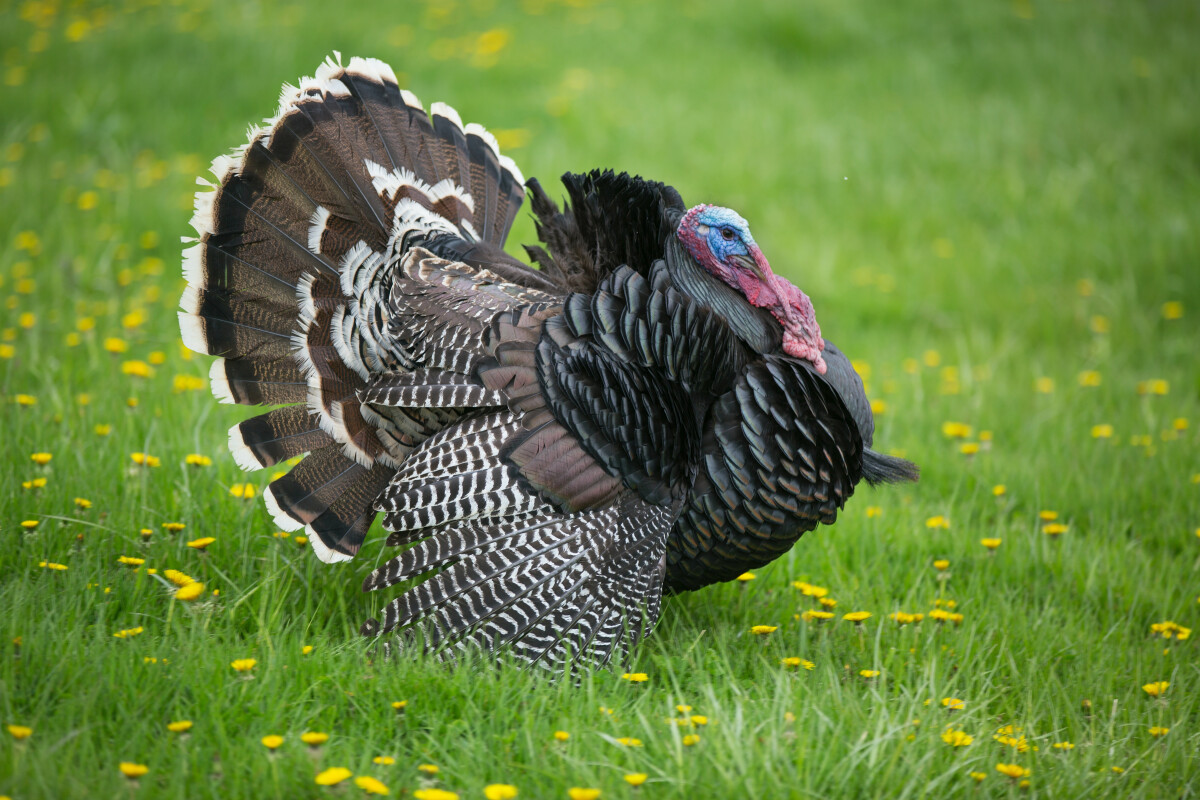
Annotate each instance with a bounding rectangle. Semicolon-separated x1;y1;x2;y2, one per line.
662;235;784;362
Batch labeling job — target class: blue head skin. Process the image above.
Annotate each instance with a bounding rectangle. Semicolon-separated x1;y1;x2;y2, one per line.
694;206;755;263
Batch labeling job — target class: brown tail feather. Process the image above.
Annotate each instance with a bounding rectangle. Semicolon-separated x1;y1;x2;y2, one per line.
182;54;534;564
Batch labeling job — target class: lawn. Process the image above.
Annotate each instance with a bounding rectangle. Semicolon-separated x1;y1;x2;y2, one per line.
1;0;1198;797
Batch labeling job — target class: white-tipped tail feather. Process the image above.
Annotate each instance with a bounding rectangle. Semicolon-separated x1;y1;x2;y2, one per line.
227;422;265;471
308;528;355;564
307;206;331;255
208;358;236;404
262;483;304;532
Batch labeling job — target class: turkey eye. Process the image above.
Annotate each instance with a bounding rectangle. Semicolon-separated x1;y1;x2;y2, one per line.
721;228;736;241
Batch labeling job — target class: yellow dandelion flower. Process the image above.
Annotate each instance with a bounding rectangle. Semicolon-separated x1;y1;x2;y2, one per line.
294;535;308;546
682;734;700;746
621;672;648;682
615;737;642;747
261;735;284;750
119;762;149;779
1034;377;1054;394
0;343;14;358
1173;417;1188;431
373;756;396;765
175;583;208;601
185;454;212;466
941;422;972;439
980;538;1001;549
229;483;256;499
750;625;777;635
888;612;923;625
1078;371;1102;387
1038;510;1058;521
354;775;390;795
117;556;144;566
800;610;834;622
871;399;887;415
1162;301;1183;320
94;423;112;436
163;522;186;533
21;520;39;530
30;452;51;465
925;515;950;529
942;698;965;711
121;360;154;378
1110;766;1125;774
302;645;313;655
781;656;815;670
187;537;215;550
553;730;571;742
392;700;408;712
74;497;92;509
959;442;979;455
485;785;519;800
164;569;195;587
173;375;205;392
1142;681;1169;697
623;774;647;787
735;571;755;582
167;720;193;733
996;763;1030;779
799;582;829;598
1043;523;1068;536
21;477;47;490
14;394;37;407
231;659;257;672
567;791;600;800
38;561;68;571
315;767;352;786
112;627;144;639
859;669;880;678
418;763;440;774
969;771;987;782
301;732;328;746
676;705;692;713
1051;741;1074;750
414;791;459;800
941;729;973;747
104;337;128;354
690;715;708;726
866;505;882;518
1148;726;1168;737
843;611;872;623
7;724;32;740
933;559;950;571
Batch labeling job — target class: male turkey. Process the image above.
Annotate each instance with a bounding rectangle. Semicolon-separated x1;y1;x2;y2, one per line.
180;54;917;674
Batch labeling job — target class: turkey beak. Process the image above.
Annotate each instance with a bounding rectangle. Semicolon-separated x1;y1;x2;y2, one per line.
730;252;769;284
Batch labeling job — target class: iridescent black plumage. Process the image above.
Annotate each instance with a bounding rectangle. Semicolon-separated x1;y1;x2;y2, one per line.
182;55;916;675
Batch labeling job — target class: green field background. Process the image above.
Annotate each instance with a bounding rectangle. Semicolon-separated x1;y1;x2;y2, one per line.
1;0;1197;797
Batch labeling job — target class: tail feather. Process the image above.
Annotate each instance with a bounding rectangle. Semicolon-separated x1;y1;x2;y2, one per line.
862;448;920;486
182;53;535;564
229;405;334;470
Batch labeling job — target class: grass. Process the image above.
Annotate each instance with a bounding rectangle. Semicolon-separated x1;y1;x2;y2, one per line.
1;0;1198;797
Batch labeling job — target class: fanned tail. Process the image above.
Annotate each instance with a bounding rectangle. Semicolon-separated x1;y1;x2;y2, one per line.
180;54;531;562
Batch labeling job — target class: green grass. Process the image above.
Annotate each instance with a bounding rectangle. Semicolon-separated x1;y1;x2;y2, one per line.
2;0;1198;797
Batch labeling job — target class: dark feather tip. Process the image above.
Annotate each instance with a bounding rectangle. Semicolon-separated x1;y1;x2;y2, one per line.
861;448;920;486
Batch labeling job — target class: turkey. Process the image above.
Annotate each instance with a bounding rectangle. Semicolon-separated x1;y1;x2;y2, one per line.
179;54;917;674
